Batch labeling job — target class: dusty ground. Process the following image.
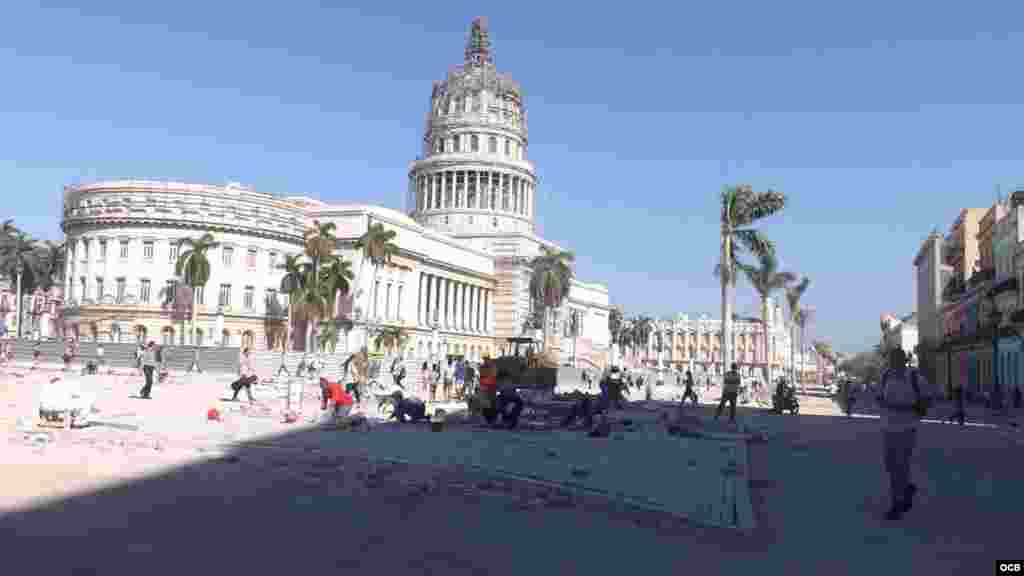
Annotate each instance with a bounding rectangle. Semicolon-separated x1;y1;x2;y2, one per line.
2;368;1020;575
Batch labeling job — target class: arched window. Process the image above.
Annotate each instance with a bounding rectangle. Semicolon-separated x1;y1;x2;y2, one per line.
488;136;497;154
222;330;231;347
504;139;511;156
162;327;174;346
471;135;479;152
135;325;147;344
242;331;255;350
434;138;443;154
452;134;461;153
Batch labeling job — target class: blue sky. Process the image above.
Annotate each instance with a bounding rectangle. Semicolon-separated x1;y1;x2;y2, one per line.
3;1;1023;353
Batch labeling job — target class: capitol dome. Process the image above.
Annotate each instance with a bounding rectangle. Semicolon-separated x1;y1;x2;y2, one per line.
408;17;537;237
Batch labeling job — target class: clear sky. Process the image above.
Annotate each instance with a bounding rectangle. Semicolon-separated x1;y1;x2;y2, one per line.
3;1;1023;353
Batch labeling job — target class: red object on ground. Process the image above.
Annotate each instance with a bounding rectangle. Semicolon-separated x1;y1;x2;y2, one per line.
479;374;497;395
207;408;220;421
327;382;354;406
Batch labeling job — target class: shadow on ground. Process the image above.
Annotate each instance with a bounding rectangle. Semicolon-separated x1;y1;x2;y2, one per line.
1;395;1020;575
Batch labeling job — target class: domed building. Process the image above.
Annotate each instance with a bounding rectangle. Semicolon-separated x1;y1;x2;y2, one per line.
59;18;613;367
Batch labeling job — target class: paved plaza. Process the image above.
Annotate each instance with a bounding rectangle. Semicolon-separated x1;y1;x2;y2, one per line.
1;366;1021;575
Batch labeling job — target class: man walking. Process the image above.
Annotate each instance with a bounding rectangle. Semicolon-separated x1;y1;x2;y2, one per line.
877;348;935;520
682;369;699;406
138;341;158;399
715;363;742;423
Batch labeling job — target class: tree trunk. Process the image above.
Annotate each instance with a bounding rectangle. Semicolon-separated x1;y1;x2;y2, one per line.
14;271;23;339
720;232;733;377
761;297;772;394
794;323;802;389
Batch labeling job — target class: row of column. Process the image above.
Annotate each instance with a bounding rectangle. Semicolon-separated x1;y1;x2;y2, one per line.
417;273;491;334
414;170;533;218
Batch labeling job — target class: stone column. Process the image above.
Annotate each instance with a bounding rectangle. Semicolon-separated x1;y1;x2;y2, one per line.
483;290;490;334
477;286;483;333
417;273;424;325
461;283;468;331
469;286;477;332
452;281;460;332
440;278;449;328
431;275;440;324
64;240;73;301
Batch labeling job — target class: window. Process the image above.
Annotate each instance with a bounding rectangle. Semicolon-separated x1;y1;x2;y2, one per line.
453;135;461;153
435;138;443;154
222;247;234;267
165;280;177;304
162;328;174;346
195;285;204;305
265;288;279;312
246;248;257;269
488;136;497;153
504;139;511;156
471;134;479;152
219;284;231;307
268;251;277;273
168;243;179;264
116;278;126;303
79;277;86;299
81;241;89;261
119;240;129;259
385;284;392;320
99;240;107;261
195;329;204;346
244;286;254;310
140;279;151;303
143;241;154;261
96;278;104;300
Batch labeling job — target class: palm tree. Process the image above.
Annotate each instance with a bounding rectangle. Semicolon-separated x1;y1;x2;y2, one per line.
633;315;654;364
174;233;219;346
737;251;796;389
302;220;338;351
716;184;787;376
317;254;354;351
528;246;575;360
608;307;624;366
794;306;815;387
354;222;399;345
318;321;341;353
785;277;811;387
373;326;408;355
1;230;39;338
277;253;306;359
813;340;837;382
34;240;65;292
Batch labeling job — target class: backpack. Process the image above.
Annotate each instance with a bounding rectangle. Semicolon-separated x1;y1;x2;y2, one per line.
882;368;928;417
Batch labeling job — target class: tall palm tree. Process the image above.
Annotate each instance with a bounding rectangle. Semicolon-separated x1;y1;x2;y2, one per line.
318;254;354;351
354;221;399;345
34;240;65;292
785;277;811;387
633;315;654;364
737;251;796;389
1;231;39;338
302;220;337;351
174;233;219;346
278;253;306;357
794;306;815;387
608;307;624;366
373;326;408;355
716;184;787;375
528;246;575;359
813;340;837;381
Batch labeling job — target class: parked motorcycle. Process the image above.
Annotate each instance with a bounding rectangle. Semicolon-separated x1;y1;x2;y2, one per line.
771;380;800;415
